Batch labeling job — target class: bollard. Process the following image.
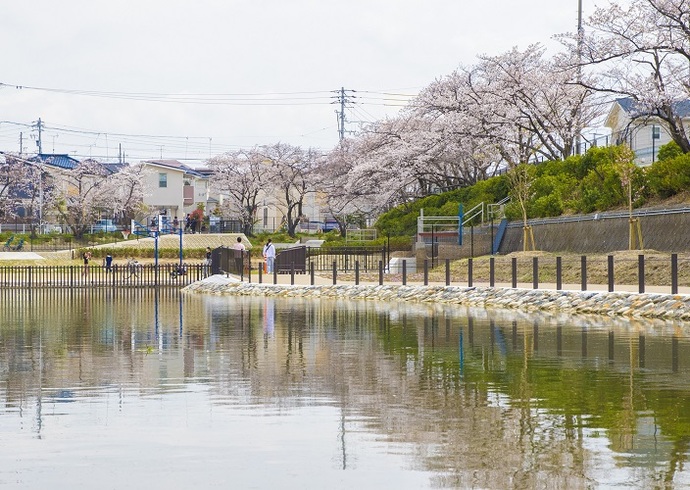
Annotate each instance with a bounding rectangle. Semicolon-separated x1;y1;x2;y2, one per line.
468;258;473;287
672;254;678;295
581;256;587;291
258;264;262;284
310;262;315;286
378;260;383;285
291;262;295;286
532;257;538;289
607;255;614;292
489;257;495;287
445;259;450;286
511;257;517;288
402;260;407;286
355;261;360;285
556;257;562;291
638;254;645;294
424;260;429;286
332;261;337;285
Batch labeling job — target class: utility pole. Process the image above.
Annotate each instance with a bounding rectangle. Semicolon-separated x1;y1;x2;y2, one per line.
332;87;355;141
576;0;584;155
34;117;44;154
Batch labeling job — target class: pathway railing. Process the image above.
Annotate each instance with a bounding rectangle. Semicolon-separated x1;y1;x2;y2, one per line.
253;253;690;294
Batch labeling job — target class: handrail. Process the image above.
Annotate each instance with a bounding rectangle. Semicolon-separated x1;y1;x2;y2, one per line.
462;202;484;226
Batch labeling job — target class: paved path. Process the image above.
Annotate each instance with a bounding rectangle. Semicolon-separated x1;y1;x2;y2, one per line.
0;252;45;260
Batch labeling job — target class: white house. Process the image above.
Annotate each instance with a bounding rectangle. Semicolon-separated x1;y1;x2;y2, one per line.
605;97;690;165
140;160;209;220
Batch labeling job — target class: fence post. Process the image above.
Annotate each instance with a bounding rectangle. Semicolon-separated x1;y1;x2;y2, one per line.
608;255;614;292
70;265;74;288
638;254;645;294
532;257;538;289
511;257;517;288
424;259;429;286
672;253;678;295
290;262;295;285
402;260;407;286
468;258;473;287
29;266;32;289
378;260;383;285
259;262;262;284
445;258;450;286
581;256;587;291
273;267;278;285
310;262;315;286
489;257;495;287
332;261;337;285
556;257;562;291
355;261;360;285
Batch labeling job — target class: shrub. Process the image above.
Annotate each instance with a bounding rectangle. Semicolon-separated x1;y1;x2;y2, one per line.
646;153;690;198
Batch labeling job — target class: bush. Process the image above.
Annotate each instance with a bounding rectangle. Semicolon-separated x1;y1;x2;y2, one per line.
646;153;690;198
657;141;684;162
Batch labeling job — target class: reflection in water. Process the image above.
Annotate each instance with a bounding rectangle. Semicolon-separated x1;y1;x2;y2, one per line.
1;289;690;488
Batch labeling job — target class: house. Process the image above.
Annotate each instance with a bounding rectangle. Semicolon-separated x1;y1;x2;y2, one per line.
140;160;210;221
605;97;690;165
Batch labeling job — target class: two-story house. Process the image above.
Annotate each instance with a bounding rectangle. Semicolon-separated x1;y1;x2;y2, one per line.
605;97;690;165
140;160;210;222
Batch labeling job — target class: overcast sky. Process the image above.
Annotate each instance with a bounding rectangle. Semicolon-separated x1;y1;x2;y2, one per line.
0;1;595;162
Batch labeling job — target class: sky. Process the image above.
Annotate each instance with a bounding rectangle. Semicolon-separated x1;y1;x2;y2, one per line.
0;1;594;163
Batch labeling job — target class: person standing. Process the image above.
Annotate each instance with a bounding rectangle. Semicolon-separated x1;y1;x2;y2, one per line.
203;246;212;277
82;250;92;277
262;239;276;274
232;236;246;275
104;254;113;273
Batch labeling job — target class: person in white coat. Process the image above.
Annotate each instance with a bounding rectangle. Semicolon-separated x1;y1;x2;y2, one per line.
263;239;276;273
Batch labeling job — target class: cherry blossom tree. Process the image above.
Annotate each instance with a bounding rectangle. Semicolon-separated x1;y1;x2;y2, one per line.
0;153;44;226
465;45;599;162
569;0;690;152
259;143;319;238
207;148;266;235
98;162;147;227
316;139;378;236
50;159;113;238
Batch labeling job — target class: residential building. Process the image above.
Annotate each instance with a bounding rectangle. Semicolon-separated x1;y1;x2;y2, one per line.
140;160;209;220
605;97;690;165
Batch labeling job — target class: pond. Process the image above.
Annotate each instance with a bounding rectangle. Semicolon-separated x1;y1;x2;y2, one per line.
1;289;690;489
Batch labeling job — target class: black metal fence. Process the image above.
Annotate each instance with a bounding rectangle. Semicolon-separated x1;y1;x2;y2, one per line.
306;246;385;272
0;263;210;288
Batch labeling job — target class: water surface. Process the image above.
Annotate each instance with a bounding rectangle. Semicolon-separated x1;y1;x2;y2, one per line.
1;289;690;489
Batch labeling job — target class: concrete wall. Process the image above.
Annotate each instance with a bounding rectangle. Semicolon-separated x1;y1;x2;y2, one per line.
412;210;690;258
499;211;690;254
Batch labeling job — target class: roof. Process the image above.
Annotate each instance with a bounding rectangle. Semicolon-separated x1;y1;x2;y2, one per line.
102;162;128;175
142;159;206;178
31;153;80;170
614;97;690;119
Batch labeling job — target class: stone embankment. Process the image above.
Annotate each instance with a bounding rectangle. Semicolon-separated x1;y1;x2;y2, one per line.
183;276;690;321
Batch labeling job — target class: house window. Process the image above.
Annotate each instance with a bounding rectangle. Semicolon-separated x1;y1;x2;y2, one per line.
159;173;167;188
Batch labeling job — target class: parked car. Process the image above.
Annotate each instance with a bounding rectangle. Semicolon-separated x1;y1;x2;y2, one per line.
92;219;117;233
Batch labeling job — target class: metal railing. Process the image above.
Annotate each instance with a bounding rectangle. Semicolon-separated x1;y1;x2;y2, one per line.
0;263;209;288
